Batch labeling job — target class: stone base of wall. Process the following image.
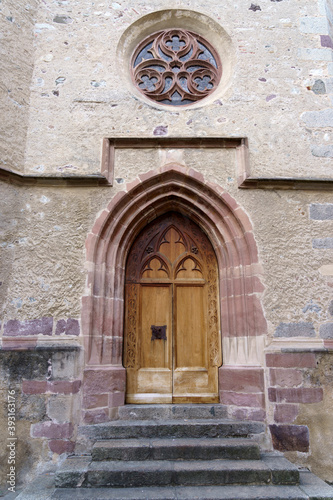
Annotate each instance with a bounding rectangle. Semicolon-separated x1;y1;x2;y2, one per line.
81;366;126;424
219;366;266;421
0;347;82;490
266;349;333;483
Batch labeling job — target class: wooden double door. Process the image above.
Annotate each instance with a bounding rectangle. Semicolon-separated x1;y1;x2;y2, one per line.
124;212;221;404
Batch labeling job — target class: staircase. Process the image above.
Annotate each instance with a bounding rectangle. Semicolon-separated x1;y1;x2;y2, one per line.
52;405;333;499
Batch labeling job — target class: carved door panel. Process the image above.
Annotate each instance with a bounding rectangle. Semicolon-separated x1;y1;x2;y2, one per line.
124;212;221;404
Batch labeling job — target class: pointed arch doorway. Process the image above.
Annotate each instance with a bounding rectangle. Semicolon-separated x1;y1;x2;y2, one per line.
123;212;222;404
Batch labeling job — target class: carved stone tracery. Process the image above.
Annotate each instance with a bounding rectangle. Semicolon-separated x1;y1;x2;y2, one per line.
131;29;221;106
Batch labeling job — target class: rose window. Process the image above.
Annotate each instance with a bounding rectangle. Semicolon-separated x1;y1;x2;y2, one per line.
131;29;221;106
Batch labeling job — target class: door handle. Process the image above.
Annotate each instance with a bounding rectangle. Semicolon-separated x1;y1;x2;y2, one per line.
151;325;167;341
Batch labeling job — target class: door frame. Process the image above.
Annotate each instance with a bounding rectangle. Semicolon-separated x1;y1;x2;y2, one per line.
81;164;267;423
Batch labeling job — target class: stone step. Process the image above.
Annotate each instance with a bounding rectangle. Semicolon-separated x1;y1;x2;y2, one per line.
118;404;228;421
78;419;265;442
50;481;332;500
16;470;333;499
55;455;299;489
92;437;261;461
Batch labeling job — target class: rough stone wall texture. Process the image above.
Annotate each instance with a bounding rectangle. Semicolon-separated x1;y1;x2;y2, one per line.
1;0;333;488
267;351;333;482
0;0;39;174
0;348;82;492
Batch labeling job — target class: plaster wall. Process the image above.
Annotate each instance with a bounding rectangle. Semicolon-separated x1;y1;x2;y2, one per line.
0;0;39;174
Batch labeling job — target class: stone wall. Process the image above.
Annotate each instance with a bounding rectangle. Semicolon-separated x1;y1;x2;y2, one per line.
0;0;39;174
1;0;333;490
0;347;82;492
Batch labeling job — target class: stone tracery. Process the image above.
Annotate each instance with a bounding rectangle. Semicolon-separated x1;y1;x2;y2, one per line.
131;29;221;106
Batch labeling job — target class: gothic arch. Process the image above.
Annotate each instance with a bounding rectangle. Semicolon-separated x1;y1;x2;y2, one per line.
81;164;267;421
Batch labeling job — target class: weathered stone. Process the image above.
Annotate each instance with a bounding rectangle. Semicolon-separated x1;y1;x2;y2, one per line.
78;419;265;441
311;79;326;94
47;395;74;424
311;145;333;158
49;440;75;455
22;379;47;394
32;422;74;439
53;15;73;24
313;237;333;249
274;322;315;338
321;35;333;49
274;404;299;423
320;323;333;338
55;319;80;336
298;48;333;62
329;300;333;316
4;317;53;336
153;126;168;136
270;424;309;452
18;394;47;421
82;460;273;488
220;391;265;408
47;380;81;394
266;353;316;368
269;368;303;388
92;437;261;462
310;203;333;220
302;108;333;128
219;367;264;393
300;17;329;34
82;368;125;395
249;4;261;11
268;387;323;404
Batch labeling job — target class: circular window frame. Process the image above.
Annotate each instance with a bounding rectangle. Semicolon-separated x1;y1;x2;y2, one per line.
130;28;222;108
117;9;235;111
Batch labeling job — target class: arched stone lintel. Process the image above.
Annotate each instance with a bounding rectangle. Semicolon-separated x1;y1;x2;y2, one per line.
83;164;267;369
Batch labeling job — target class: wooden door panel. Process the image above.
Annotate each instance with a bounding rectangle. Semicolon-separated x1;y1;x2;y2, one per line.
140;285;171;369
174;285;206;369
124;212;221;404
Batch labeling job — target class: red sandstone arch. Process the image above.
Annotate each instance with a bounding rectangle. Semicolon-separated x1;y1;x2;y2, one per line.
81;164;267;422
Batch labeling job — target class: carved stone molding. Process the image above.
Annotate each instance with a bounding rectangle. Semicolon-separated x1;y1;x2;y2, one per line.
83;163;267;369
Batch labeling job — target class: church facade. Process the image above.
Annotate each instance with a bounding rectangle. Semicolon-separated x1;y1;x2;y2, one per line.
1;0;333;489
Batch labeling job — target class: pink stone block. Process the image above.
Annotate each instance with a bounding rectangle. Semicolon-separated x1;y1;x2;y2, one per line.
47;380;81;394
109;391;125;408
4;317;53;336
219;367;265;393
268;387;323;404
22;380;47;394
48;440;75;455
266;353;316;368
274;404;299;423
85;232;98;263
234;207;254;233
220;391;265;408
106;190;127;212
82;408;109;424
83;367;126;395
91;209;110;235
55;318;80;336
82;393;109;410
270;368;303;388
270;424;309;452
230;407;266;422
32;422;73;439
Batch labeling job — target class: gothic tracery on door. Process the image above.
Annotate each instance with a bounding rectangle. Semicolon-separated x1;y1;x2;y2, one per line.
124;212;222;404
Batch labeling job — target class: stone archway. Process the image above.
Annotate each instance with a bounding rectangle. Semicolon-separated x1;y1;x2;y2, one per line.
81;164;267;424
